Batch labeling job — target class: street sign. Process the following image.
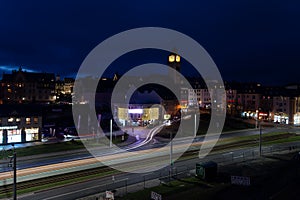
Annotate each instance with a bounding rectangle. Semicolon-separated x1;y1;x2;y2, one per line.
105;191;114;200
151;191;162;200
231;175;251;186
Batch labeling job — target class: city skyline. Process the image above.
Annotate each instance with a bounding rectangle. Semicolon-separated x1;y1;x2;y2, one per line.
0;1;299;85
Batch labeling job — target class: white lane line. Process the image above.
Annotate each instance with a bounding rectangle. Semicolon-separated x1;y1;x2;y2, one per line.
42;182;108;200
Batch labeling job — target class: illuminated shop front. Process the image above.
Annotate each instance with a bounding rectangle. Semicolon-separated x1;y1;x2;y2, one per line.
0;105;42;144
0;119;41;144
258;112;269;120
0;126;20;143
116;105;160;127
274;113;289;124
25;127;39;141
241;111;270;121
241;111;257;119
294;113;300;126
114;90;162;127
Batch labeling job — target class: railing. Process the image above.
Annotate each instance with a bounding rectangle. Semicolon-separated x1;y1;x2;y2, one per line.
77;142;300;200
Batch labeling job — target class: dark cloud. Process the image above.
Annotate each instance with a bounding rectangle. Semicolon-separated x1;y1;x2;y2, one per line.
0;0;299;84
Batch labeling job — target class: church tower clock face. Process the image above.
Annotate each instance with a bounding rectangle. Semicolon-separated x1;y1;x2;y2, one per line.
169;54;175;62
168;53;181;84
176;55;180;62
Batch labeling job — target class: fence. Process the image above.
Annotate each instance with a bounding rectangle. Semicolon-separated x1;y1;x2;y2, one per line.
78;142;300;200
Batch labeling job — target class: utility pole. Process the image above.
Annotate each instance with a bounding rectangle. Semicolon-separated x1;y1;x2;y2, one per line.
13;151;16;200
256;110;259;129
194;113;197;137
259;122;262;157
110;119;112;147
170;131;173;179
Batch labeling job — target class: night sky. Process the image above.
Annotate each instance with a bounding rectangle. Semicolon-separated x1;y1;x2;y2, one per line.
0;0;299;85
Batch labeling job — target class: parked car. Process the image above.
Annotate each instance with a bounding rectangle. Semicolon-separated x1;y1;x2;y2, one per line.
64;127;78;136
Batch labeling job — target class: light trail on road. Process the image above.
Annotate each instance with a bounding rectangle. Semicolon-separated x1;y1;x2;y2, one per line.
0;126;296;183
0;136;202;181
125;124;165;150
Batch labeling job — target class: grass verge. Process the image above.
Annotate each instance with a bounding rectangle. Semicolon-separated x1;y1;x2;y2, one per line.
0;134;133;159
0;140;85;159
0;168;118;199
119;177;229;200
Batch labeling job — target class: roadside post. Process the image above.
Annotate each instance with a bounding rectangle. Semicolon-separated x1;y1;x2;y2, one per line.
8;144;17;200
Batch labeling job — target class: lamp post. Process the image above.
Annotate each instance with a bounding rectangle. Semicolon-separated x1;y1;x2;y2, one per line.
110;119;112;148
170;130;173;179
8;144;17;200
13;151;16;200
194;113;197;137
259;121;262;157
256;110;259;129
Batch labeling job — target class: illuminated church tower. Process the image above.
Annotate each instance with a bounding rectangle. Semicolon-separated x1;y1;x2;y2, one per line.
168;53;181;84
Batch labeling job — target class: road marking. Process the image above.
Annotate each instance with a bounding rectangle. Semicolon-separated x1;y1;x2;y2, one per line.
42;182;108;200
222;152;233;156
233;155;243;159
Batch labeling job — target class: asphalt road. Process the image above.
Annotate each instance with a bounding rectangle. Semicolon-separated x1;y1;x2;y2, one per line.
0;124;298;199
0;126;297;173
17;141;300;200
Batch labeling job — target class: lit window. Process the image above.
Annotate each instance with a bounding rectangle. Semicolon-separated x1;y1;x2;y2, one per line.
8;117;14;122
7;88;12;93
26;117;31;125
16;118;21;123
33;117;38;124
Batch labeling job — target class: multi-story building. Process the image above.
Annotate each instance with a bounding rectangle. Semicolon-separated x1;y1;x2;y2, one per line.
230;82;262;118
63;78;74;95
54;75;64;97
159;77;300;125
291;97;300;125
179;88;210;110
272;96;290;124
239;93;261;112
197;89;211;108
0;67;56;103
226;89;238;115
259;95;273;120
293;96;300;126
54;77;75;104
